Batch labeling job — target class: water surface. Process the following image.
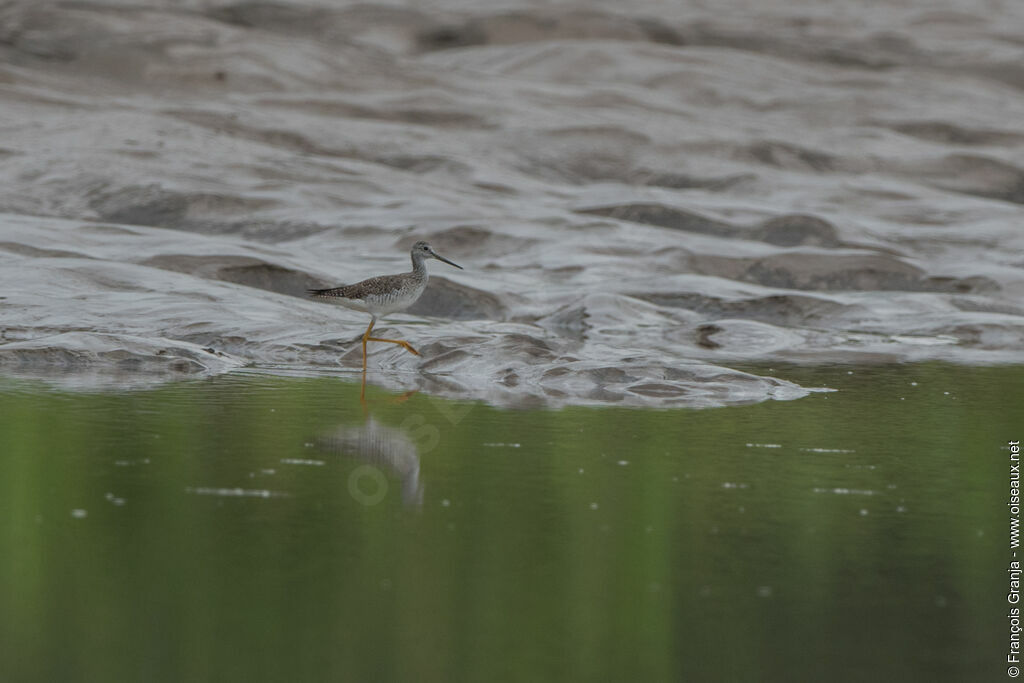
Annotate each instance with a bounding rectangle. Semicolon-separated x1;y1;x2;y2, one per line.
0;363;1015;681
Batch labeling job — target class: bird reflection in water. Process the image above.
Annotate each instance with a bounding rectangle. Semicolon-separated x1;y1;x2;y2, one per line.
317;412;424;507
359;365;417;403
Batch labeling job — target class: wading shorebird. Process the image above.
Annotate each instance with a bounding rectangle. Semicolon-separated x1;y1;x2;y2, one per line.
308;241;463;371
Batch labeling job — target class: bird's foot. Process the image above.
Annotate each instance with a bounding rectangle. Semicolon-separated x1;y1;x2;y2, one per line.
367;337;419;356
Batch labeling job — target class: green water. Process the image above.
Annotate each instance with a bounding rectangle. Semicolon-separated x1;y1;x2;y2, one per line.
0;364;1018;682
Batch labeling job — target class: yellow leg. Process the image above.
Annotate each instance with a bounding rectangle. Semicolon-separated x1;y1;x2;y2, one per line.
367;337;420;356
360;317;376;372
360;316;419;369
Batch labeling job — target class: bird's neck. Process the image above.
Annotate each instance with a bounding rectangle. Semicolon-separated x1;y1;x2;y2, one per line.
410;253;429;280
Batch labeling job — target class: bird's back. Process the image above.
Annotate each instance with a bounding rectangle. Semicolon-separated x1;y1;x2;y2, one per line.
309;270;427;316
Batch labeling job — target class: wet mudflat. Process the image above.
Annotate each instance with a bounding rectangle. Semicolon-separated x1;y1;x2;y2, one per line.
0;363;1016;682
1;0;1023;405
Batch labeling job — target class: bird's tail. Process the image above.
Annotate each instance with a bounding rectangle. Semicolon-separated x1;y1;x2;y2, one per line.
308;286;348;298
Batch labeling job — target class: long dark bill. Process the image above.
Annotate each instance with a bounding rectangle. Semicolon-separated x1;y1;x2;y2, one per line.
433;252;463;270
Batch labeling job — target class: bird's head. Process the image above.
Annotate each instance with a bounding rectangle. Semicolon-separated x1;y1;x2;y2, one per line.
412;241;462;270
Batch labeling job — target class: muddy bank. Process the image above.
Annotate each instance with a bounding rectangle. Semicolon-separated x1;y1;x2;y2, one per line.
1;0;1023;405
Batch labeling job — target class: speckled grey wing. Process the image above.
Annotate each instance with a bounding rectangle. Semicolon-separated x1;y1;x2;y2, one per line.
308;273;407;301
308;284;358;300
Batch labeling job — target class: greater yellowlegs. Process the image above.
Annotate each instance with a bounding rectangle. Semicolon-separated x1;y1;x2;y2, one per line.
309;241;463;371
